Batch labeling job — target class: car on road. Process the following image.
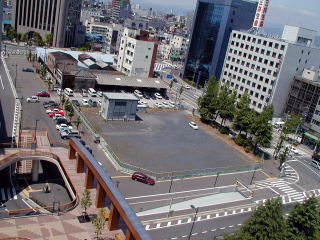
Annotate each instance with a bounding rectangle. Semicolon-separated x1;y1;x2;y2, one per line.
60;129;81;139
56;123;72;131
173;78;178;83
55;117;69;125
154;93;163;99
184;85;191;90
285;145;299;155
162;102;170;108
82;99;89;106
168;101;175;108
22;68;34;72
43;101;58;108
53;113;64;119
26;96;39;103
36;91;50;97
71;99;80;107
311;160;320;170
189;122;199;130
131;172;155;185
46;107;62;113
154;102;164;108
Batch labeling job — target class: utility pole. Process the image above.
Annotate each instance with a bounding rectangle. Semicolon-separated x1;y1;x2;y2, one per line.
188;205;199;240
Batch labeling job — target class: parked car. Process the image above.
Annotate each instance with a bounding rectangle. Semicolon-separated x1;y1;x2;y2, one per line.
154;102;164;108
43;101;58;108
88;99;98;107
36;91;50;97
312;153;320;161
163;93;170;100
56;123;73;131
55;117;68;125
184;85;191;90
82;99;89;106
46;108;62;114
97;100;102;106
60;129;81;139
26;96;39;103
48;111;64;117
168;101;175;108
134;90;143;99
189;122;199;130
81;89;88;97
53;113;63;119
22;68;34;72
162;102;170;108
57;89;63;96
154;93;163;100
53;85;61;91
97;91;103;97
71;99;80;107
131;172;155;185
143;92;150;99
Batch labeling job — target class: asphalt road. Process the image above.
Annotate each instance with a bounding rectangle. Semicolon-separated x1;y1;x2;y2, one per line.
0;57;15;143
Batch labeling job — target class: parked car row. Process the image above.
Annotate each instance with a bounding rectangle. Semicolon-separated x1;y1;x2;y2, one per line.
154;101;175;109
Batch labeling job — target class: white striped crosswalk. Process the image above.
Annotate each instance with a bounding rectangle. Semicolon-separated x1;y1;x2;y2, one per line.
154;63;171;72
0;187;18;201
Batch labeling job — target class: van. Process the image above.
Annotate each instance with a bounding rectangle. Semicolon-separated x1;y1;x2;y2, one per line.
64;88;74;96
81;89;88;97
311;160;320;170
88;88;97;97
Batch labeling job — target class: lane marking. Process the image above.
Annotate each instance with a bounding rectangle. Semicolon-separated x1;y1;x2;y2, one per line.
0;75;4;90
21;198;37;213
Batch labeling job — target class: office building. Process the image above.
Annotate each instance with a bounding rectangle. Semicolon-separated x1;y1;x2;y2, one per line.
117;28;158;78
12;0;84;47
183;0;257;85
220;26;320;117
111;0;131;22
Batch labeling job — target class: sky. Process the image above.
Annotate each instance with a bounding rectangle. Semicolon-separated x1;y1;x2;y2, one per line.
130;0;320;33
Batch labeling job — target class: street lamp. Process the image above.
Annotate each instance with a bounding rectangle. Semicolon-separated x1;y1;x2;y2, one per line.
188;205;199;240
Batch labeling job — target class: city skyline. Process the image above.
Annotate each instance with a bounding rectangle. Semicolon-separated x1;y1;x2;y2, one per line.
131;0;320;34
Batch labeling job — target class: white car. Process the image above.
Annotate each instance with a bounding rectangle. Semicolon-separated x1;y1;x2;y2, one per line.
134;90;143;99
53;113;63;120
27;96;39;103
154;93;163;99
82;99;89;106
168;101;175;108
189;122;199;130
56;123;72;131
97;91;103;97
98;100;102;106
286;146;299;155
184;85;191;90
154;102;164;108
162;102;170;108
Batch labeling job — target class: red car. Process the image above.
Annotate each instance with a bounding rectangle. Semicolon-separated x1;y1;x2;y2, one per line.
36;91;51;97
47;106;62;110
48;111;64;117
131;172;155;185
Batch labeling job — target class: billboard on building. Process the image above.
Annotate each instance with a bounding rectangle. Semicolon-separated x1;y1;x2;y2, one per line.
253;0;270;28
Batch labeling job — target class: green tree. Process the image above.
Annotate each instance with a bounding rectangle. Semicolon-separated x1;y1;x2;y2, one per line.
39;65;47;79
197;76;220;122
92;208;108;239
80;189;92;217
7;27;17;41
67;109;75;121
74;116;82;130
287;197;320;240
279;146;289;167
233;92;254;136
17;33;23;43
284;113;301;134
64;99;73;113
45;33;53;46
217;85;236;127
238;198;288;240
250;105;273;152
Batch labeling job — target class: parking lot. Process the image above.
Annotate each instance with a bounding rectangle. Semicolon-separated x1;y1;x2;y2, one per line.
82;109;255;173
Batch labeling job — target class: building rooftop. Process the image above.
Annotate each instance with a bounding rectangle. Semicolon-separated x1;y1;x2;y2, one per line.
103;92;139;101
96;74;167;89
49;52;77;61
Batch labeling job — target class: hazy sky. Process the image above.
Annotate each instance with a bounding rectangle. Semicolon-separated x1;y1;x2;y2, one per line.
131;0;320;33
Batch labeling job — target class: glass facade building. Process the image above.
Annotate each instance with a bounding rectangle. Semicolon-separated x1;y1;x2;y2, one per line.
183;0;257;85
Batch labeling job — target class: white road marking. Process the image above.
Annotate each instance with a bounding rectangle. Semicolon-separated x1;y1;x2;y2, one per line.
0;75;4;90
22;198;37;212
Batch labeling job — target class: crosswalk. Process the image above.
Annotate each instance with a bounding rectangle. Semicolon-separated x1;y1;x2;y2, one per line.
280;164;299;183
273;181;305;203
154;63;171;72
0;187;18;202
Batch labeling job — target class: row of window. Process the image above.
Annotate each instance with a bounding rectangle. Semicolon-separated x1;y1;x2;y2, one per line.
224;68;278;82
232;33;286;51
225;61;279;77
312;119;320;127
228;48;282;65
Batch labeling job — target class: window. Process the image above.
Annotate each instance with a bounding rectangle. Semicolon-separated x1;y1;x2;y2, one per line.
255;93;259;98
262;87;267;92
280;45;285;50
268;42;273;47
274;43;279;49
258;39;262;44
258;103;262;109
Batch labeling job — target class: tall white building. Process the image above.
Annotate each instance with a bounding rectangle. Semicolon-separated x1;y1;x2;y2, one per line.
117;28;158;78
220;25;320;117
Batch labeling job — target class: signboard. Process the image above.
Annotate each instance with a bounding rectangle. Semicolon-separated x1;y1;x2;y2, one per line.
253;0;270;28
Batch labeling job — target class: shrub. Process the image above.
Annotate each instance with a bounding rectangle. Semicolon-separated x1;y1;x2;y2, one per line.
235;134;246;146
244;145;252;153
219;126;230;135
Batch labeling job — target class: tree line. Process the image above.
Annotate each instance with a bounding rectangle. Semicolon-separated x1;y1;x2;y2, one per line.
224;197;320;240
198;77;273;153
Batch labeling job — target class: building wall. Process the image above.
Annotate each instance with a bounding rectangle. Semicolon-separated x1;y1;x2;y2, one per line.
101;97;137;121
311;102;320;134
183;0;257;85
220;30;320;117
12;0;82;47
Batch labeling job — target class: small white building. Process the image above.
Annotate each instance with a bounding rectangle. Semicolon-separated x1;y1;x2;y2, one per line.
101;92;139;121
116;28;158;78
162;34;188;60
